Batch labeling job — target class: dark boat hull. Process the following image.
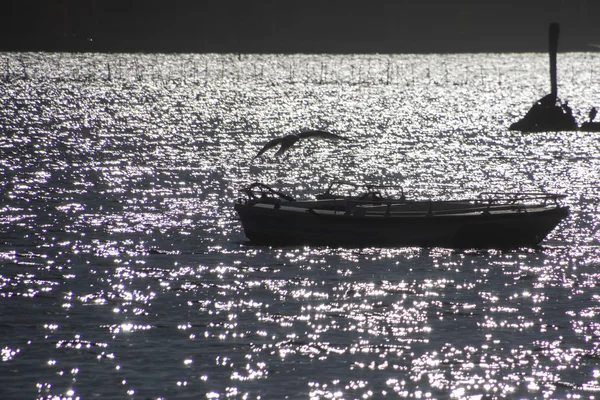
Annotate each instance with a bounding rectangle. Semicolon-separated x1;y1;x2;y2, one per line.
580;122;600;132
234;203;569;248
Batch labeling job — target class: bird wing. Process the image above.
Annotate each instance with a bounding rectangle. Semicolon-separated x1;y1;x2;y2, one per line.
254;137;283;158
274;134;299;157
297;130;350;141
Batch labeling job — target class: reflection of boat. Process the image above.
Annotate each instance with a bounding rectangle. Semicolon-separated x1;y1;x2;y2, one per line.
234;183;569;248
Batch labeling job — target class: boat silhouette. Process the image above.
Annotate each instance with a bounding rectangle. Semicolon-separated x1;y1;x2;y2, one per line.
509;23;578;132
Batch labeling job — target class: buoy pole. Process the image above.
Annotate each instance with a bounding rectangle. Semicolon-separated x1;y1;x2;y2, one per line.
549;23;559;100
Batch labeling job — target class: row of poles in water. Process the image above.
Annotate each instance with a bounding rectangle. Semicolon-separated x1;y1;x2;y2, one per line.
2;54;597;88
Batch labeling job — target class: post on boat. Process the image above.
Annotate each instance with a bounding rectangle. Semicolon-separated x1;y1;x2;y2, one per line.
549;22;559;103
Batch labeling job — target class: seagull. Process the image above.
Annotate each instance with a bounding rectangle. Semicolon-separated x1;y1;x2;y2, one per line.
253;130;351;159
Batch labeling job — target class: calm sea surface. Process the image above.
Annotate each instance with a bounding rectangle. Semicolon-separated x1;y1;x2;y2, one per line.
1;52;600;399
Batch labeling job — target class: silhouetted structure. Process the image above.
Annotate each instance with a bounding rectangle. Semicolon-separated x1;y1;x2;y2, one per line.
580;107;600;132
509;23;578;132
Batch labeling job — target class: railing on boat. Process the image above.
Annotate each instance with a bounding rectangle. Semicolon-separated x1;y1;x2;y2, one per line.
322;192;566;217
317;180;405;202
238;183;566;217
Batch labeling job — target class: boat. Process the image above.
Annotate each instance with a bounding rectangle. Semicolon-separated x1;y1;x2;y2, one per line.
509;95;578;132
234;182;569;248
579;121;600;132
509;24;578;132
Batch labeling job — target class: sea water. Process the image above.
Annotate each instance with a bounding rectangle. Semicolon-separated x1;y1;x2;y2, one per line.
1;52;600;399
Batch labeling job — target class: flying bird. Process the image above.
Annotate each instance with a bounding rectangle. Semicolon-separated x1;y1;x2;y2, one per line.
253;130;350;159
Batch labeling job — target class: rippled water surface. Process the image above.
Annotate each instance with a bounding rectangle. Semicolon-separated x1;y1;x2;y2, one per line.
1;52;600;399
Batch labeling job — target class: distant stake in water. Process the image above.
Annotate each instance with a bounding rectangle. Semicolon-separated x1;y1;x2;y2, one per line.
19;57;28;80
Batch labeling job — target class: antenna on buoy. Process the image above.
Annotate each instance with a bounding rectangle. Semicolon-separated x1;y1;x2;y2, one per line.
549;22;559;102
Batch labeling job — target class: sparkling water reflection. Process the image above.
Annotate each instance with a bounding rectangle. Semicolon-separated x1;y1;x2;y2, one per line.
1;52;600;399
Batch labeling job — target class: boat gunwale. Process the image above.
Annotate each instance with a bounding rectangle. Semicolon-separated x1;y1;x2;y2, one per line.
237;182;567;212
241;201;568;219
